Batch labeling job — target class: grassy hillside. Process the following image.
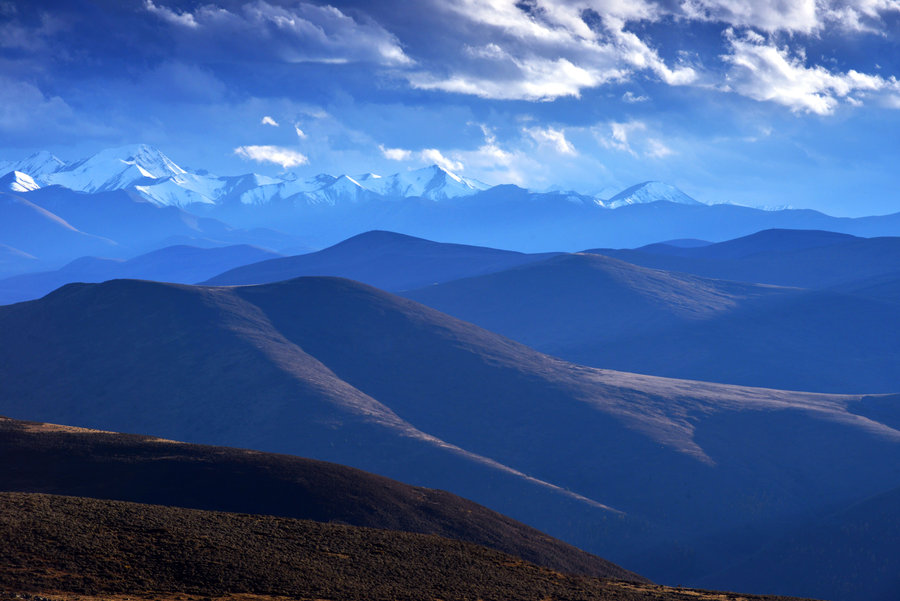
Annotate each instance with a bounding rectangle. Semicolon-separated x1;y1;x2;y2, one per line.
0;415;637;581
0;492;814;601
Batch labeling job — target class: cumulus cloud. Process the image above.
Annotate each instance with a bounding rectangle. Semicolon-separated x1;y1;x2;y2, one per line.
646;138;675;158
234;145;308;168
593;120;676;158
378;145;464;172
379;145;413;161
402;0;899;113
525;126;577;154
422;148;464;172
144;0;198;28
261;115;279;126
622;91;649;103
294;124;307;139
681;0;819;33
145;1;411;66
722;28;898;114
407;0;696;100
597;121;646;155
683;0;900;33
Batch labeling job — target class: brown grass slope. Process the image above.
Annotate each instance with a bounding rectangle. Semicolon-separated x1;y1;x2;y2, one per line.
1;277;899;591
0;492;815;601
0;415;639;582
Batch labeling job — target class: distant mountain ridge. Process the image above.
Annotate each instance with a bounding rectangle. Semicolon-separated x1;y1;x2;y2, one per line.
1;144;692;209
204;230;558;290
404;249;900;393
0;244;284;305
5;144;900;266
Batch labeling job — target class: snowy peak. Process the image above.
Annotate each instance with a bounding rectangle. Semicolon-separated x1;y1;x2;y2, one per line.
359;164;487;201
606;181;703;208
3;145;713;212
1;151;66;181
45;144;187;194
0;171;41;193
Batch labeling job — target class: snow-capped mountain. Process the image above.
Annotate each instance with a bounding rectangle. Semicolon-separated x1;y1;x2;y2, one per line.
44;144;190;195
0;151;66;181
354;165;489;200
1;144;492;208
2;144;707;212
606;181;703;208
0;171;40;193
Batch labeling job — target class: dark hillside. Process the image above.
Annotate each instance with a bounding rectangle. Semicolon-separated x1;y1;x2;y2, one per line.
0;415;637;581
0;492;815;601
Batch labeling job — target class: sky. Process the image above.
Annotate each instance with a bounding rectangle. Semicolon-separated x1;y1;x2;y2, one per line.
1;0;900;215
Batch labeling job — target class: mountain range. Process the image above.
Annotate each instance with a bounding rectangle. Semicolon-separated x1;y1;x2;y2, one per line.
4;144;900;269
1;275;899;599
0;144;654;208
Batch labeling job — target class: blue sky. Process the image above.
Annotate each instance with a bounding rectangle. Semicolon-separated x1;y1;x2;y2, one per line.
2;0;900;215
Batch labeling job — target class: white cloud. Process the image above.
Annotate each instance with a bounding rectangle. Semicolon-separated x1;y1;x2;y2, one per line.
234;145;308;168
378;144;465;172
261;115;279;126
681;0;900;33
144;0;198;28
597;121;646;155
294;123;307;139
622;91;649;103
823;0;900;32
408;0;696;100
410;55;615;101
681;0;819;33
646;138;675;158
525;126;577;154
145;1;411;66
593;120;676;158
721;28;898;115
379;144;413;161
421;148;464;172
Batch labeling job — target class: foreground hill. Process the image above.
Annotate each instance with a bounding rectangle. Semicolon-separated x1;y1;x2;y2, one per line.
1;276;898;597
204;230;556;290
0;415;636;581
405;252;900;393
0;492;812;601
0;244;282;305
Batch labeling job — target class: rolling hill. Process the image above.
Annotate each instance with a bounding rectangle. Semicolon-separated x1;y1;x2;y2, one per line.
405;252;900;393
0;186;309;274
0;244;283;305
203;230;556;289
587;229;900;290
1;276;898;597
